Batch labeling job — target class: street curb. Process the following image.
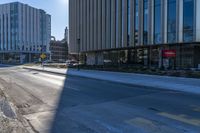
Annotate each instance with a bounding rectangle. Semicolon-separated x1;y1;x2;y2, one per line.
23;67;67;76
22;67;196;95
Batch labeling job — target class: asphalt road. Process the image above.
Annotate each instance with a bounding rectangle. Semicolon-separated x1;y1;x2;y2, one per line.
0;66;200;133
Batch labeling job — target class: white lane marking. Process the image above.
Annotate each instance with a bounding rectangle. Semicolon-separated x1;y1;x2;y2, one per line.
191;105;200;112
125;117;179;132
158;112;200;127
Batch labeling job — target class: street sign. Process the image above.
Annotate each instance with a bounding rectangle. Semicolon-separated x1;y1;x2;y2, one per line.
162;50;176;58
40;53;46;59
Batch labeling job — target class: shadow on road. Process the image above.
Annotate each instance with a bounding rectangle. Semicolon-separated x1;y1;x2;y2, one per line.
1;65;200;133
49;70;85;133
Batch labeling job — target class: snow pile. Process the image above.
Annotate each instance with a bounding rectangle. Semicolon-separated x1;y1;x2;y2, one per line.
0;90;29;133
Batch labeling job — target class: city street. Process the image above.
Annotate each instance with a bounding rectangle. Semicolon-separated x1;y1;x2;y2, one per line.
0;66;200;133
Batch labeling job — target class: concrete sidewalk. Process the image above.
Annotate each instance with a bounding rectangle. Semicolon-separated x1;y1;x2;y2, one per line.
23;66;200;95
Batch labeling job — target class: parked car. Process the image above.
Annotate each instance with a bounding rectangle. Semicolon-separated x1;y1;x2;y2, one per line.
66;60;79;67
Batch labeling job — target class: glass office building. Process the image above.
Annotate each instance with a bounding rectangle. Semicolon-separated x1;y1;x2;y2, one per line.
69;0;200;68
0;2;51;63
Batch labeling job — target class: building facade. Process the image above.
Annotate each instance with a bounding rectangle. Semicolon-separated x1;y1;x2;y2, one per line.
0;2;51;64
50;40;68;62
69;0;200;68
64;27;68;43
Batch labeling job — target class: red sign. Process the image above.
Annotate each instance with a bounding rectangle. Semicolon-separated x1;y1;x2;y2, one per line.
162;50;176;58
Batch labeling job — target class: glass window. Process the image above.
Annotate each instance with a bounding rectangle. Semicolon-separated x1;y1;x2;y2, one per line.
167;0;176;43
134;0;139;45
143;0;148;45
183;0;194;42
154;0;161;44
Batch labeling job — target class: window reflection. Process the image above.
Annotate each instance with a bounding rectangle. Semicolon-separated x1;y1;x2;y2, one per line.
143;0;148;45
134;0;139;45
167;0;176;43
154;0;161;44
183;0;194;42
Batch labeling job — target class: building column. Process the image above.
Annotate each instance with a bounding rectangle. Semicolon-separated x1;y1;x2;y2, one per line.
116;0;122;48
161;0;165;44
122;0;128;47
97;0;102;50
0;53;5;63
20;53;25;64
130;0;134;47
106;0;111;49
86;0;90;51
20;53;23;64
29;53;32;62
196;0;200;41
93;0;97;50
90;0;94;50
139;0;144;45
111;0;116;48
102;0;106;49
96;52;104;65
163;0;168;44
178;0;183;42
86;52;96;65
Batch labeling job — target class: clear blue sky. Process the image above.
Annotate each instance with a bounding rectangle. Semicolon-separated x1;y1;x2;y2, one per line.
0;0;68;40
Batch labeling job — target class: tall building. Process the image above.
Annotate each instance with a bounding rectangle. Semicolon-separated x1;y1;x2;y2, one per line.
64;27;68;43
0;2;51;64
69;0;200;68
